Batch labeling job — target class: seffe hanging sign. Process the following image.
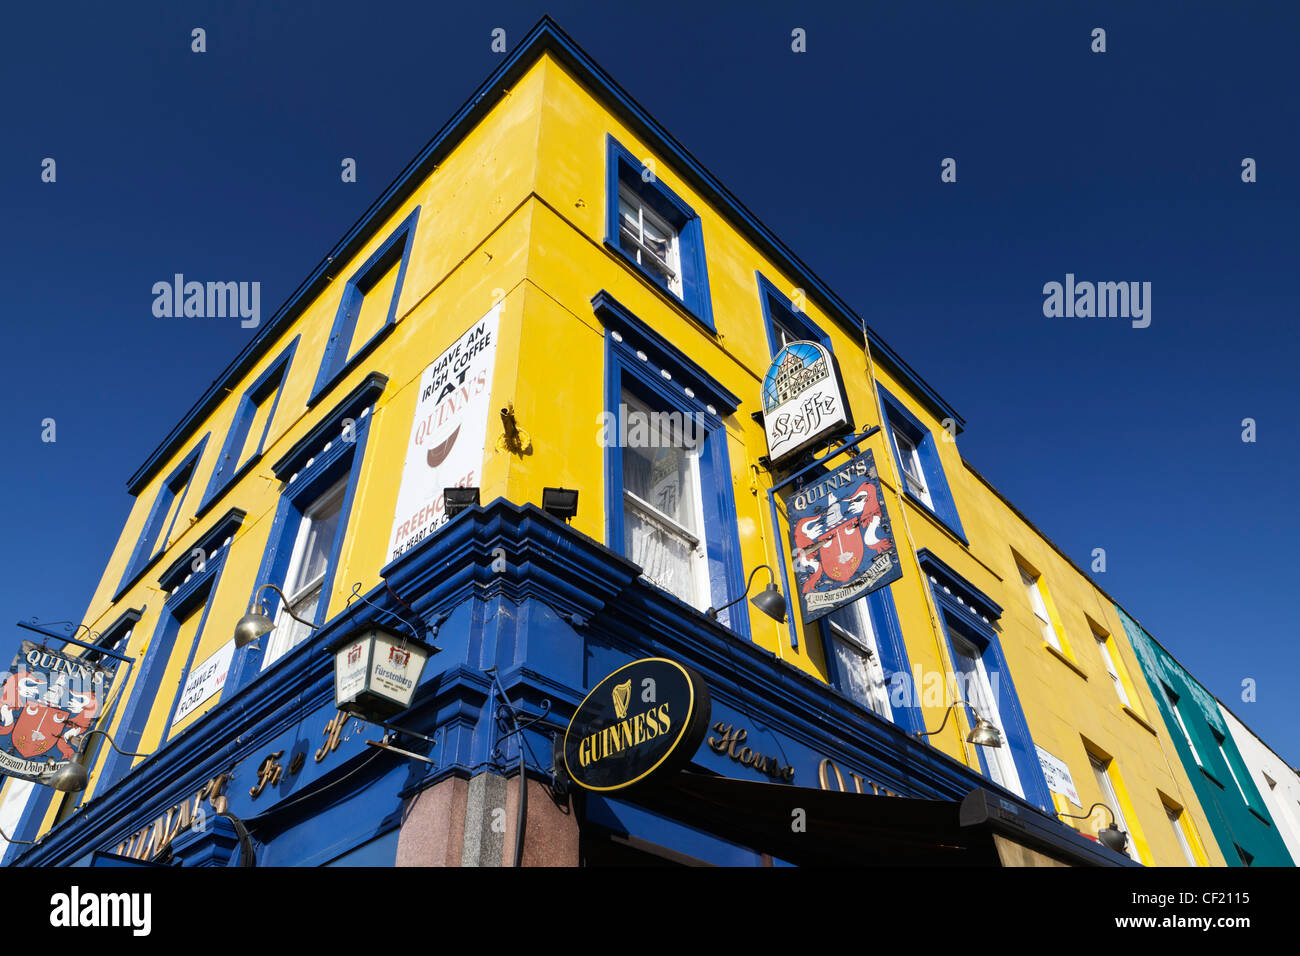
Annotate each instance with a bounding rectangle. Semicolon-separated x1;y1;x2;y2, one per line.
761;340;854;467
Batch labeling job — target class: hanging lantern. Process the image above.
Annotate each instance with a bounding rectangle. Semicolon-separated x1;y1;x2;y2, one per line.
330;627;435;721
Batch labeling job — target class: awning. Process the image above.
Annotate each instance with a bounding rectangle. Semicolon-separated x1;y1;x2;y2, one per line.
620;772;1138;867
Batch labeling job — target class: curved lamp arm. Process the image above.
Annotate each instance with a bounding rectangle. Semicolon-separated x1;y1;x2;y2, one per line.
70;728;150;759
0;824;41;846
707;565;775;621
250;583;317;630
914;699;977;738
1057;802;1117;828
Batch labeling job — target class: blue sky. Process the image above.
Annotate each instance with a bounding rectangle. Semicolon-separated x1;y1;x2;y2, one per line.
1;1;1296;768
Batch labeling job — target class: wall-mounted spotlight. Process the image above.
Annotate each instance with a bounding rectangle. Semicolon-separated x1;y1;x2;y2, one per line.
541;487;579;523
444;486;481;518
234;582;317;650
43;730;149;793
1058;802;1131;855
707;564;787;624
914;699;1004;748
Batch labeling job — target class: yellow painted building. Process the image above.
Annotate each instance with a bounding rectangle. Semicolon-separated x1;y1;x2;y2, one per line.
3;19;1227;867
956;466;1223;865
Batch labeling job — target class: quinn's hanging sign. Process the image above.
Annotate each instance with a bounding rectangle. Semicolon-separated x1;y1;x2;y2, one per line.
761;341;853;467
788;449;903;623
563;658;711;792
0;642;115;783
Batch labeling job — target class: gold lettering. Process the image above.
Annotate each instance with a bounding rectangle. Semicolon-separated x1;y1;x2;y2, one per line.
317;712;352;762
727;728;748;760
249;752;284;798
818;758;847;792
208;773;230;813
634;713;646;745
131;824;154;860
658;703;671;735
848;772;867;794
707;722;733;753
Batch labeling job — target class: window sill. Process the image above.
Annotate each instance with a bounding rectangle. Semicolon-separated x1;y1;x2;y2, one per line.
899;489;972;548
1122;705;1159;736
604;239;717;337
1248;807;1272;826
112;546;172;603
1043;643;1089;679
901;488;969;546
194;453;265;522
308;320;398;410
1199;765;1224;789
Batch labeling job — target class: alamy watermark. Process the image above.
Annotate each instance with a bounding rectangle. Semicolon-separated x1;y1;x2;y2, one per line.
1042;274;1150;328
152;274;260;328
595;403;706;449
889;667;1000;712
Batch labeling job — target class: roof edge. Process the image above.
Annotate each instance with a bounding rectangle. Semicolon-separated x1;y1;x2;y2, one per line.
127;15;964;495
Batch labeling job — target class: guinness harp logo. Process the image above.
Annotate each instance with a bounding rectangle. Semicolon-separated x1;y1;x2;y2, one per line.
563;658;711;793
612;680;632;719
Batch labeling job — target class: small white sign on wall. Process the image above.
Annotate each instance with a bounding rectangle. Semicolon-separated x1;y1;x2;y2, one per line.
173;641;236;724
1036;745;1082;808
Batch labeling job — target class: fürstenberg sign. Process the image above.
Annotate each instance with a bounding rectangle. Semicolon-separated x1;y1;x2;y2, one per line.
761;341;853;467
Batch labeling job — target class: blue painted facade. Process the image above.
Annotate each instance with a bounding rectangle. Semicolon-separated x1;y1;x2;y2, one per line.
9;502;1126;867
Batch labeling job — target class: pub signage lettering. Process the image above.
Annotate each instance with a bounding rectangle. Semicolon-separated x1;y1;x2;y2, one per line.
563;658;711;792
788;450;904;623
249;711;357;799
761;341;853;467
111;772;231;862
707;722;795;782
817;757;901;797
1;642;115;783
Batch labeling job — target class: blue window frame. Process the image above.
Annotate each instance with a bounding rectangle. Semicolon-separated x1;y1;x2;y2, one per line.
757;272;830;356
593;292;744;634
310;208;419;406
877;384;966;542
99;510;244;789
605;136;714;332
226;373;386;691
116;435;210;596
819;587;923;736
201;336;299;511
918;551;1053;813
57;608;143;817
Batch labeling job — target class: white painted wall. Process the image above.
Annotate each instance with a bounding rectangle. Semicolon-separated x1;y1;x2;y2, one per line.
1219;704;1300;865
0;777;35;856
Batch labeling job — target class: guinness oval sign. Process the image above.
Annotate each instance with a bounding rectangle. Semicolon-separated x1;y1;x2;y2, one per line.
562;658;711;792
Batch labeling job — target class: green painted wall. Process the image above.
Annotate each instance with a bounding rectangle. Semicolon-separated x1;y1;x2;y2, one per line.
1117;607;1293;866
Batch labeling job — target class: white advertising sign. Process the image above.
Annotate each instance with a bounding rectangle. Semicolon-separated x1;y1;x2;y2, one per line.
368;633;425;709
388;304;500;561
334;639;371;708
173;641;236;724
761;341;852;466
1036;745;1082;808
